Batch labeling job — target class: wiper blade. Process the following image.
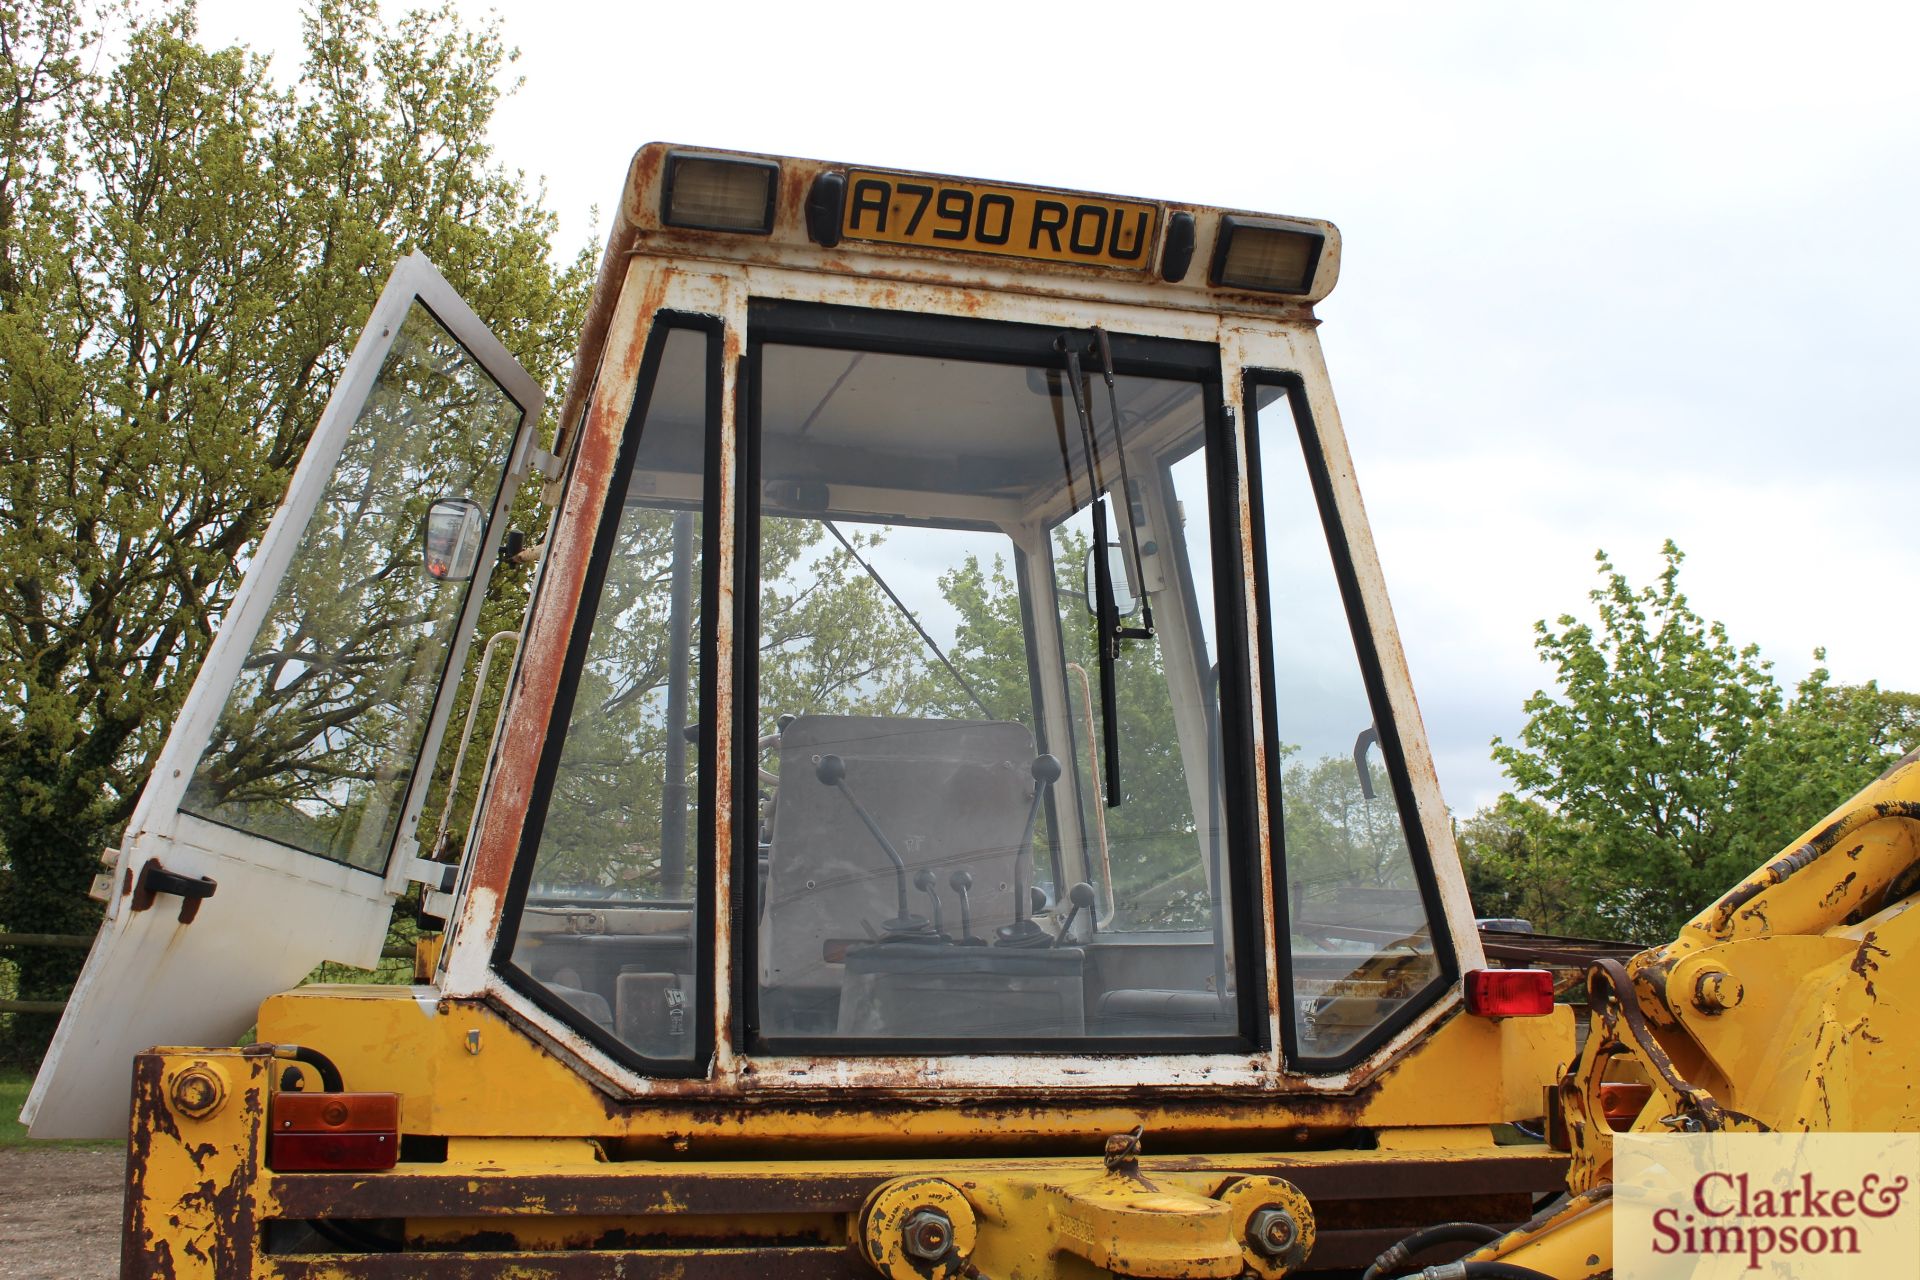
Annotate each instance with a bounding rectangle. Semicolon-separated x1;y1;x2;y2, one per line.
1059;337;1122;809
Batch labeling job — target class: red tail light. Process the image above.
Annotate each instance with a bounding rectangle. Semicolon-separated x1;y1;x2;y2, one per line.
1464;968;1555;1017
268;1092;400;1172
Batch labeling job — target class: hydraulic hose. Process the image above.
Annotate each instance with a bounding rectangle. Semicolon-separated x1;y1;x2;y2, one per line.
272;1043;344;1093
1361;1222;1506;1280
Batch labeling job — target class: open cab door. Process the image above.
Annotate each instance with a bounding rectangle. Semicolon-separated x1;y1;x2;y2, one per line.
24;255;543;1137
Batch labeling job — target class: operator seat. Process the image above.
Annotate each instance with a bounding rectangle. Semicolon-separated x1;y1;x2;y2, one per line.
759;714;1056;1036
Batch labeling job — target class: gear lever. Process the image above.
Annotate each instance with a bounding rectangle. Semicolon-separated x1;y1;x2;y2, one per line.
998;755;1061;947
1053;881;1096;946
815;754;929;936
913;869;947;939
949;870;986;946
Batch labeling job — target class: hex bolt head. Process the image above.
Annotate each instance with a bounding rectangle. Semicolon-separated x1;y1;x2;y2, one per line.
169;1066;227;1120
1694;970;1744;1013
901;1207;955;1262
1248;1206;1298;1257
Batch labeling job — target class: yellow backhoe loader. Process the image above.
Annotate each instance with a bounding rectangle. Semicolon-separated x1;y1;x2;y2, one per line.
21;143;1918;1279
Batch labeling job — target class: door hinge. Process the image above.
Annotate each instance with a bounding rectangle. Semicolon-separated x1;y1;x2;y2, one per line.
405;855;458;894
525;446;561;481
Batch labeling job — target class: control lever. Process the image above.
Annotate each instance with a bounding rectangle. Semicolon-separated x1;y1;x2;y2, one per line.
949;870;986;946
998;755;1061;948
815;754;929;936
1053;881;1096;946
913;870;947;940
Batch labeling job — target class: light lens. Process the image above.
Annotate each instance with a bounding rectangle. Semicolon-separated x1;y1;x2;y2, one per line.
268;1091;401;1172
664;155;777;233
1211;217;1324;294
1463;968;1555;1017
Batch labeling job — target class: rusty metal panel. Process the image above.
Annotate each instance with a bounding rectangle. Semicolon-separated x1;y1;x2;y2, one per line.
125;1049;271;1280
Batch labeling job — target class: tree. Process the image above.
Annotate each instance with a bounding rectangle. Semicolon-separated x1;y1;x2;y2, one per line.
0;0;592;1061
1490;542;1920;942
1455;796;1585;934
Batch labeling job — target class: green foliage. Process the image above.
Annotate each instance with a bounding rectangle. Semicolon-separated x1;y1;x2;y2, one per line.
0;0;592;1060
1456;795;1585;934
1487;542;1920;942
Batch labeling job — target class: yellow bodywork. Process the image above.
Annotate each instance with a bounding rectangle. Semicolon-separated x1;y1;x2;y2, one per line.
1465;750;1920;1276
120;996;1573;1277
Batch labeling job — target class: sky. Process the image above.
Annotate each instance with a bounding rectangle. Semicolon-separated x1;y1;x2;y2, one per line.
193;1;1920;813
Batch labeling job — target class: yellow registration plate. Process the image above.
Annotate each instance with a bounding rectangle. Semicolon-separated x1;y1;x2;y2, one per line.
841;169;1160;272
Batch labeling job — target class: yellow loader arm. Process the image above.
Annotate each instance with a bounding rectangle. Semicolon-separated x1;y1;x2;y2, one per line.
1456;750;1920;1278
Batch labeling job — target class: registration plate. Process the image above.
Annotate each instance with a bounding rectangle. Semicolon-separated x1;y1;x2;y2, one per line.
841;169;1160;272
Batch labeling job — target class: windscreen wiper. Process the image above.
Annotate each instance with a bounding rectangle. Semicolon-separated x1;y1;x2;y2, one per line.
1093;327;1153;641
1059;337;1123;809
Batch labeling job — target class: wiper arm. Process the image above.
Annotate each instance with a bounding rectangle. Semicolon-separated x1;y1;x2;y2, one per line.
1059;337;1122;809
1093;327;1153;640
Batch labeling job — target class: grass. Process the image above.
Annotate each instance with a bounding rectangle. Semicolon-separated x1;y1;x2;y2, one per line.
0;1068;120;1150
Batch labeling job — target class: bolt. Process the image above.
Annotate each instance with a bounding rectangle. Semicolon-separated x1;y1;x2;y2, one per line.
901;1208;954;1261
1694;970;1744;1014
169;1066;226;1120
1248;1206;1298;1258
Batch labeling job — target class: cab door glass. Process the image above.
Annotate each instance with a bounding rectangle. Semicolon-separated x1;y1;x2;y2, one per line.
180;301;525;872
1250;380;1443;1063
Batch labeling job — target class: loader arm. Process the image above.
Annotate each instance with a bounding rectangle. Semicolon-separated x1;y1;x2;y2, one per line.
1453;748;1920;1277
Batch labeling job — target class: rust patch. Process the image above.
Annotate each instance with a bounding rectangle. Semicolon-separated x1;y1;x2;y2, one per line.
1712;801;1920;932
1820;870;1859;909
126;1055;178;1280
464;262;671;905
1850;931;1887;1000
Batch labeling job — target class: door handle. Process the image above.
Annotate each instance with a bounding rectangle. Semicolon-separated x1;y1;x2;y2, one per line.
131;860;218;924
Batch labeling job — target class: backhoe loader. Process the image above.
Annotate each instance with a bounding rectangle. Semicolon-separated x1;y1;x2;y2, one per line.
21;143;1917;1278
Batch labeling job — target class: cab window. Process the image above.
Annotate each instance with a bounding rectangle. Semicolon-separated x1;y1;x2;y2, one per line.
1246;376;1451;1066
498;317;716;1068
746;302;1257;1051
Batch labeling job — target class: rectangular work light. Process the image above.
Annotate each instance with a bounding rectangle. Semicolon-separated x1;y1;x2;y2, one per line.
1209;216;1325;295
662;152;778;234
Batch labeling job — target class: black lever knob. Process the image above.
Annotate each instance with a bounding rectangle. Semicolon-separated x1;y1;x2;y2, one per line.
815;753;847;786
949;870;984;945
1000;754;1061;947
913;869;947;938
1054;881;1097;946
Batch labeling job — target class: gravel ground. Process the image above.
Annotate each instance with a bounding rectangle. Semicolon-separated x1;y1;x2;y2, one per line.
0;1147;122;1280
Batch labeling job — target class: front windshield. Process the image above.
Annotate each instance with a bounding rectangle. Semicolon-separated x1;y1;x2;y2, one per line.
749;308;1251;1049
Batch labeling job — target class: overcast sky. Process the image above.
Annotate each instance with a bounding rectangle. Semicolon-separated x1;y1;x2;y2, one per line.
195;1;1920;812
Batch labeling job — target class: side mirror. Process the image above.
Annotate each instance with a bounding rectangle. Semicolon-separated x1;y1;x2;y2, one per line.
423;497;486;582
1083;543;1140;619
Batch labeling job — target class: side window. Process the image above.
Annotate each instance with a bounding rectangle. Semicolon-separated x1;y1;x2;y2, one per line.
503;321;713;1067
1249;378;1446;1064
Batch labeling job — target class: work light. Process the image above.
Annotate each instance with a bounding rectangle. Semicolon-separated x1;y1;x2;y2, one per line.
662;153;778;234
1210;216;1325;294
